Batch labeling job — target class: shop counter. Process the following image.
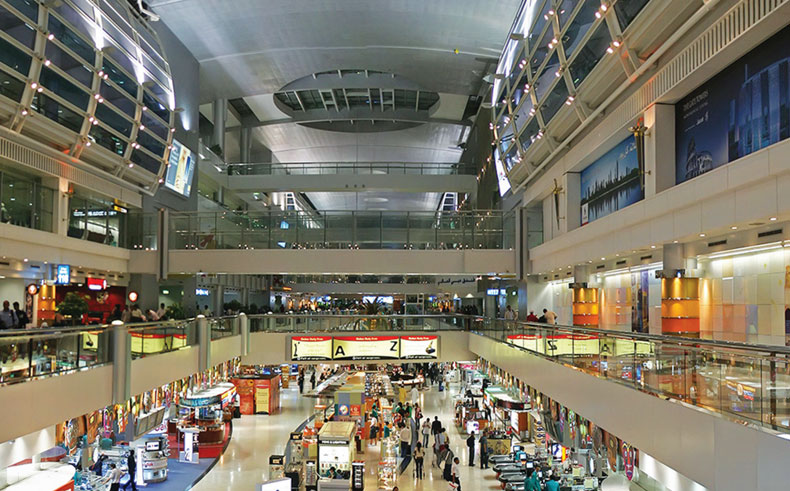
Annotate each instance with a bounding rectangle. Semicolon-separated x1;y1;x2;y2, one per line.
3;462;75;491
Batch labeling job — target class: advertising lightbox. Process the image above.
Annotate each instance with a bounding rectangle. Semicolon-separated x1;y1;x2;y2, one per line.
399;335;439;359
164;139;196;197
291;336;332;361
332;336;400;361
580;136;642;225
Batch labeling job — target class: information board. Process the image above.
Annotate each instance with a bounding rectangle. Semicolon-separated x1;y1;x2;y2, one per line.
399;335;439;359
332;336;400;360
291;336;332;361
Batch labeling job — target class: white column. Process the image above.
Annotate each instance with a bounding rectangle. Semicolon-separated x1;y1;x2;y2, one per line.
197;315;210;373
563;172;581;233
644;103;675;196
111;321;131;404
212;99;227;155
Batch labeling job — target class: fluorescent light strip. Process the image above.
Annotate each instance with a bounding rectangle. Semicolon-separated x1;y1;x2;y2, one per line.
703;242;783;260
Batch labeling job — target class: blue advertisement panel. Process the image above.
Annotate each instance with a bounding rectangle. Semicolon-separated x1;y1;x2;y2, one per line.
580;137;642;225
676;26;790;184
164;139;196;197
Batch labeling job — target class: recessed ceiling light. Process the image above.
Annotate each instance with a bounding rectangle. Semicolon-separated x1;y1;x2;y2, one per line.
673;240;678;243
650;245;656;249
731;226;737;230
770;217;777;221
699;233;706;237
600;257;605;260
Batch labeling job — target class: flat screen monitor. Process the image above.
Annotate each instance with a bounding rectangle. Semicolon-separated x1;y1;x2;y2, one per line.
527;462;534;469
145;441;160;451
164;139;196;197
258;478;291;491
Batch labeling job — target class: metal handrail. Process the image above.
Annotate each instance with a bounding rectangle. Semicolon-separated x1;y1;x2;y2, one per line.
224;162;478;175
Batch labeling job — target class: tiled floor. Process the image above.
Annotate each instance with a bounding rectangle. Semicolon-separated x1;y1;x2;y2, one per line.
191;380;502;490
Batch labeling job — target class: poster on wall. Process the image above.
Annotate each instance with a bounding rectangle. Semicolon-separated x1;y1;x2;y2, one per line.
400;335;439;359
675;26;790;184
164;139;196;197
580;137;642;225
332;336;400;360
291;336;332;361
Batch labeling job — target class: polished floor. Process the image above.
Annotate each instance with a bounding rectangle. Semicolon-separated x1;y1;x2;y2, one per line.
190;378;502;490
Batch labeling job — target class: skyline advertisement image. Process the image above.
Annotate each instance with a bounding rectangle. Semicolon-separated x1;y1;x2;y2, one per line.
676;26;790;184
580;136;642;225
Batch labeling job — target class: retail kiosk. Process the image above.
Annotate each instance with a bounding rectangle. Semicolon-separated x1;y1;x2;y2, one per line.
317;422;357;476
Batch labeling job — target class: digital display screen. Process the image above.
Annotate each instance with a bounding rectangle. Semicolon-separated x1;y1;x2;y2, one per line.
164;139;195;197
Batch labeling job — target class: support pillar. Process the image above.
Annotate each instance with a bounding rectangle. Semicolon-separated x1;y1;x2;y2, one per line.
197;315;210;373
239;313;249;357
644;103;675;196
562;172;581;233
215;285;225;315
111;321;131;404
212;99;227;155
43;176;69;236
128;273;158;312
517;281;528;321
239;127;252;163
182;275;198;318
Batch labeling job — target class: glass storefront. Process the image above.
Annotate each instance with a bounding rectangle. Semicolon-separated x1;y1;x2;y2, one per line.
0;169;54;232
67;194;126;246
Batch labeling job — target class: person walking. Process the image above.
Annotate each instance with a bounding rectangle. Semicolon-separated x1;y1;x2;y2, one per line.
413;442;425;479
421;418;430;447
466;432;475;466
124;451;137;491
523;468;541;491
399;423;411;458
543;308;557;324
310;370;316;390
451;456;461;490
103;463;124;491
431;416;442;445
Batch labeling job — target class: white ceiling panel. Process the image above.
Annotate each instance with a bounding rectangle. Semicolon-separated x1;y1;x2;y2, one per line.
306;192;443;211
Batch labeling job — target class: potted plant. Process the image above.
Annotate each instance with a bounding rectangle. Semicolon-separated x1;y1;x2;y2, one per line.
57;292;90;325
166;303;186;320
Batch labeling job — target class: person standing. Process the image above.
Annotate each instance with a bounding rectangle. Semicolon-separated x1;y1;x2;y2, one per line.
156;303;167;320
431;416;442;445
479;432;489;469
504;305;516;329
413;442;425;479
466;432;475;466
421;418;431;447
12;302;28;328
545;474;561;491
310;370;316;390
121;305;131;323
543;308;557;324
523;468;541;491
451;456;461;490
103;463;124;491
0;301;18;329
297;370;305;393
526;310;539;322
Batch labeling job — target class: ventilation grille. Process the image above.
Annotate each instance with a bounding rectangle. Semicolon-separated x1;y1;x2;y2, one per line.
616;260;627;265
640;255;653;261
708;239;727;247
758;228;783;238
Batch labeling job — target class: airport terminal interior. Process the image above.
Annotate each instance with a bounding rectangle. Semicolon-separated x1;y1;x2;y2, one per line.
2;0;790;490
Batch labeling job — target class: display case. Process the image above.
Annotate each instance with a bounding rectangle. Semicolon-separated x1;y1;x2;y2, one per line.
317;422;357;474
377;433;398;490
140;435;169;483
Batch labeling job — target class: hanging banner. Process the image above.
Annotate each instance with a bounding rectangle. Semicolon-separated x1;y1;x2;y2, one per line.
291;336;333;361
332;336;400;360
400;335;439;359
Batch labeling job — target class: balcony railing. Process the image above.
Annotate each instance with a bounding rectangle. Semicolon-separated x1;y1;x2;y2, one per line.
476;319;790;434
248;314;474;332
169;210;515;250
225;162;477;176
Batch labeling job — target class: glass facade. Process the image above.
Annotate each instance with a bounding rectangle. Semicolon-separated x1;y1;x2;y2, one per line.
0;169;54;232
491;0;652;189
0;0;176;191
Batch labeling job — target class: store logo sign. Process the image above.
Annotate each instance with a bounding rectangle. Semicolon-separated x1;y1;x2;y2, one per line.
56;265;70;285
196;288;210;296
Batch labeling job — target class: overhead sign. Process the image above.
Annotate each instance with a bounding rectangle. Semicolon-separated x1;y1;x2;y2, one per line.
195;288;210;296
400;336;439;359
87;278;107;291
291;336;332;361
56;264;70;285
486;288;501;296
332;336;400;361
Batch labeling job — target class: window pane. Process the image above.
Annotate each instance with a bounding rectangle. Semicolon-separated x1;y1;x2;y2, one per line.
530;27;554;77
142;111;169;140
40;66;90;110
130;148;162;175
5;0;37;22
45;42;93;87
30;92;84;133
0;68;24;101
136;130;166;157
562;0;599;59
102;59;137;97
52;2;95;42
615;0;650;31
535;51;560;102
100;80;137;117
541;79;569;123
568;22;610;88
526;0;552;51
142;90;170;122
95;103;133;137
89;123;127;156
557;0;576;28
48;14;95;64
518;117;540;154
0;5;36;48
0;36;31;75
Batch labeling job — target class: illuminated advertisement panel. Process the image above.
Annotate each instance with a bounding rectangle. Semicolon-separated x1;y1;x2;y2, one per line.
332;336;400;360
164;139;196;196
291;336;333;361
400;335;439;359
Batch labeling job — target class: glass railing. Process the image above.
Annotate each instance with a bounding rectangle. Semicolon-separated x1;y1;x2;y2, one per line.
224;162;478;176
169;210;515;250
248;314;475;333
127;319;199;359
209;317;240;340
475;319;790;433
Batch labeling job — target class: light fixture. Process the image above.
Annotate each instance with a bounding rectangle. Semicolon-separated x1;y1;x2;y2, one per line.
47;33;54;40
612;40;621;48
600;3;608;11
20;109;28;116
673;240;678;243
601;257;605;260
770;217;777;221
606;46;614;54
44;59;51;66
731;226;738;230
30;82;37;89
595;10;601;18
699;233;706;237
651;245;656;249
